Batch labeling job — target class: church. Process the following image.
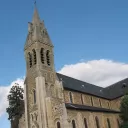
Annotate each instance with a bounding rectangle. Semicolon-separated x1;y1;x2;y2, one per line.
18;5;128;128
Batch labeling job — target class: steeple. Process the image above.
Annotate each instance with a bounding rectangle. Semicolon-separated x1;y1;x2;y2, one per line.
23;4;66;128
24;3;54;73
24;4;53;50
32;3;40;25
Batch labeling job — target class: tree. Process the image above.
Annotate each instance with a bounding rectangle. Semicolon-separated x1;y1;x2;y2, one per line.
6;83;24;128
120;93;128;128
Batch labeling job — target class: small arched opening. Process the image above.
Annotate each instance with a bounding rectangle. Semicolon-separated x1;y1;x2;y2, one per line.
32;49;37;65
28;52;32;68
95;116;100;128
69;92;73;103
72;120;76;128
84;118;88;128
40;48;44;64
57;122;61;128
46;50;50;66
107;118;111;128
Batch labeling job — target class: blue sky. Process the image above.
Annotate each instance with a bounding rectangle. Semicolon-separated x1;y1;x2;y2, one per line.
1;0;128;127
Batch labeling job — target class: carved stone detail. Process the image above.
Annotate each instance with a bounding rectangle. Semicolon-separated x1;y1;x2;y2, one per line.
51;99;63;118
30;111;39;128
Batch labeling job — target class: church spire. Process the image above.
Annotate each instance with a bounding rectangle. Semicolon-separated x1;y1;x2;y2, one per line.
24;2;53;50
32;2;40;24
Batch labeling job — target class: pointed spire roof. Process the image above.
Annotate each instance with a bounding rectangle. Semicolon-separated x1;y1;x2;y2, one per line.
32;3;40;24
24;2;53;50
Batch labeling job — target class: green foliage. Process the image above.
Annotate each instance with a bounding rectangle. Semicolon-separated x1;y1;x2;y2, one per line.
6;84;24;121
120;93;128;128
120;122;128;128
120;93;128;122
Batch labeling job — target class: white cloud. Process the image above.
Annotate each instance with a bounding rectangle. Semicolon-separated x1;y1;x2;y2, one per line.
1;59;128;118
0;78;24;117
58;59;128;87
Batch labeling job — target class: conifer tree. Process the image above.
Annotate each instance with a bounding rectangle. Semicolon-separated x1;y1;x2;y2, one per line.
6;83;24;128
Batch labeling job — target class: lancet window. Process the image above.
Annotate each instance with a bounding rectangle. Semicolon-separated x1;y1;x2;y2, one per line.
28;52;32;68
69;92;73;103
107;118;111;128
95;116;100;128
81;94;84;104
46;50;50;66
72;120;76;128
99;99;102;107
32;49;37;65
84;118;88;128
40;48;44;64
91;97;93;106
57;122;61;128
33;89;36;104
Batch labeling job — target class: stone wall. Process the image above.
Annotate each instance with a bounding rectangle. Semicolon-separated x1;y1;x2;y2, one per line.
110;97;122;111
67;110;120;128
64;90;121;111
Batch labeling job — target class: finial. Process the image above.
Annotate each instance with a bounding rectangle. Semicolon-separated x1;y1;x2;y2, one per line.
32;0;40;24
34;0;36;7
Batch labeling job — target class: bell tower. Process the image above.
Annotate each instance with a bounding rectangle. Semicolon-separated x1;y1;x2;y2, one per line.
24;4;69;128
24;4;55;128
24;4;55;81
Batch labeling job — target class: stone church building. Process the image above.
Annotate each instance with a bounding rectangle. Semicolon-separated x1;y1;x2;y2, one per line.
18;5;128;128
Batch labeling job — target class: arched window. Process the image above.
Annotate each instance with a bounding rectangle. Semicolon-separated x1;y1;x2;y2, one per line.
69;92;73;103
33;90;36;104
107;118;111;128
40;48;44;64
84;118;88;128
107;101;110;109
28;52;32;68
31;114;33;121
32;49;37;65
72;120;76;128
91;97;93;106
95;116;100;128
57;122;61;128
99;99;102;107
33;113;38;121
81;94;84;104
46;50;50;66
117;119;120;128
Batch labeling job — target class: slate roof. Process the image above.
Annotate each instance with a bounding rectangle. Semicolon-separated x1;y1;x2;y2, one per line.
56;73;128;100
65;103;120;113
